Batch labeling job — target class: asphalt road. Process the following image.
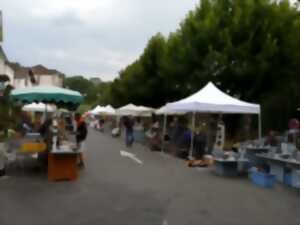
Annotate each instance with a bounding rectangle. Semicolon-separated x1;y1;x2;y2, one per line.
1;129;300;225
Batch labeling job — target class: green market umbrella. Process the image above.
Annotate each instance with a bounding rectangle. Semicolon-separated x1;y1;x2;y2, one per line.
10;86;83;109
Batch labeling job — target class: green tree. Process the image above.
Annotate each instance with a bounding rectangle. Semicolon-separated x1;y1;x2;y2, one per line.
0;85;21;137
63;76;94;97
103;0;300;132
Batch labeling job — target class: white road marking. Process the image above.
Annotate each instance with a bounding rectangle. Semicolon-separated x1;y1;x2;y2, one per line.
120;150;143;165
120;150;135;158
131;155;143;164
163;219;168;225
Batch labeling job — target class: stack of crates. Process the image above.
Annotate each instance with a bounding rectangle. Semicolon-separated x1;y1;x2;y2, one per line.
283;168;300;188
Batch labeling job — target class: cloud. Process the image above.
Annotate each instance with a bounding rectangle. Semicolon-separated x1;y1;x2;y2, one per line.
1;0;198;81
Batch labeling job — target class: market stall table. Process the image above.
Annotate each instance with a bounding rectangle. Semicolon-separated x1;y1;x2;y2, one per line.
48;145;81;181
166;82;261;158
245;146;270;167
11;133;47;170
10;85;84;181
285;160;300;188
257;153;300;186
214;158;249;176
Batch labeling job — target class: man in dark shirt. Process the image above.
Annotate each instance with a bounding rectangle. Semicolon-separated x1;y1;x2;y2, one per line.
75;113;88;144
123;116;134;147
75;113;88;167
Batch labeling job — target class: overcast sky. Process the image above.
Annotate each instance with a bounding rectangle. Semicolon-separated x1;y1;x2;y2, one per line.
1;0;198;80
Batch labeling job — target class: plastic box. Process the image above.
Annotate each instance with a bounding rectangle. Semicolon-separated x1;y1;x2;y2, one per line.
283;171;300;188
283;173;293;187
269;163;284;182
249;170;276;188
214;161;238;176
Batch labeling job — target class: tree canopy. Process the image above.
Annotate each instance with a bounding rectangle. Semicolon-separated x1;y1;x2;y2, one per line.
100;0;300;132
66;0;300;133
63;75;113;107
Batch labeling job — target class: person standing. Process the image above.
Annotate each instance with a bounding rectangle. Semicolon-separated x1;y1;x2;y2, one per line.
0;142;7;177
75;113;88;167
123;116;134;147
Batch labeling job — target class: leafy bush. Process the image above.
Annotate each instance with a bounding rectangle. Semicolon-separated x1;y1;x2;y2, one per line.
0;85;21;136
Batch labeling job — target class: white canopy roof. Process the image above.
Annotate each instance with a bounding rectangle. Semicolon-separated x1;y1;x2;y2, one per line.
103;105;116;115
22;103;56;112
117;104;154;117
90;105;116;115
90;105;104;115
166;82;260;114
155;105;186;115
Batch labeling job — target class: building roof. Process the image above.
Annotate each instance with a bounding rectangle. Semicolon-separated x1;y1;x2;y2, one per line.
8;62;28;79
9;63;64;79
31;64;61;75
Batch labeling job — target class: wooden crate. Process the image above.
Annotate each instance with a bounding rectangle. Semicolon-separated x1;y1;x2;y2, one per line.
48;153;78;181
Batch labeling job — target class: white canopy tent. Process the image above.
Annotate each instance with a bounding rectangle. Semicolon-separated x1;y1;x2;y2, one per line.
22;103;56;112
165;82;261;157
156;105;186;142
166;82;260;114
90;105;116;116
102;105;116;115
117;103;154;117
138;105;155;112
155;105;185;115
117;104;139;116
90;105;104;115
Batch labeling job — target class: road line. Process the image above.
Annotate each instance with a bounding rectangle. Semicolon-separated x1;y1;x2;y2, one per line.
120;150;143;165
163;219;168;225
130;155;143;164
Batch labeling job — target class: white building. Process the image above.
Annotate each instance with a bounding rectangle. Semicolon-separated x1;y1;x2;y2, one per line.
10;63;64;88
0;47;63;90
31;65;63;87
0;45;14;87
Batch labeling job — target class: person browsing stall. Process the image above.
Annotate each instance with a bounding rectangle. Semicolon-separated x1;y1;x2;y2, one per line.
75;113;88;167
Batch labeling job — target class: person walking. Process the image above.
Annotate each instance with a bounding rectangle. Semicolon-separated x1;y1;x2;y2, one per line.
123;116;134;147
0;142;7;177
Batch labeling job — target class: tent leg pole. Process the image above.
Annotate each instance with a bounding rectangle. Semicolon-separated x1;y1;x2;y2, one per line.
258;113;262;140
44;104;48;122
161;113;167;152
189;112;196;160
